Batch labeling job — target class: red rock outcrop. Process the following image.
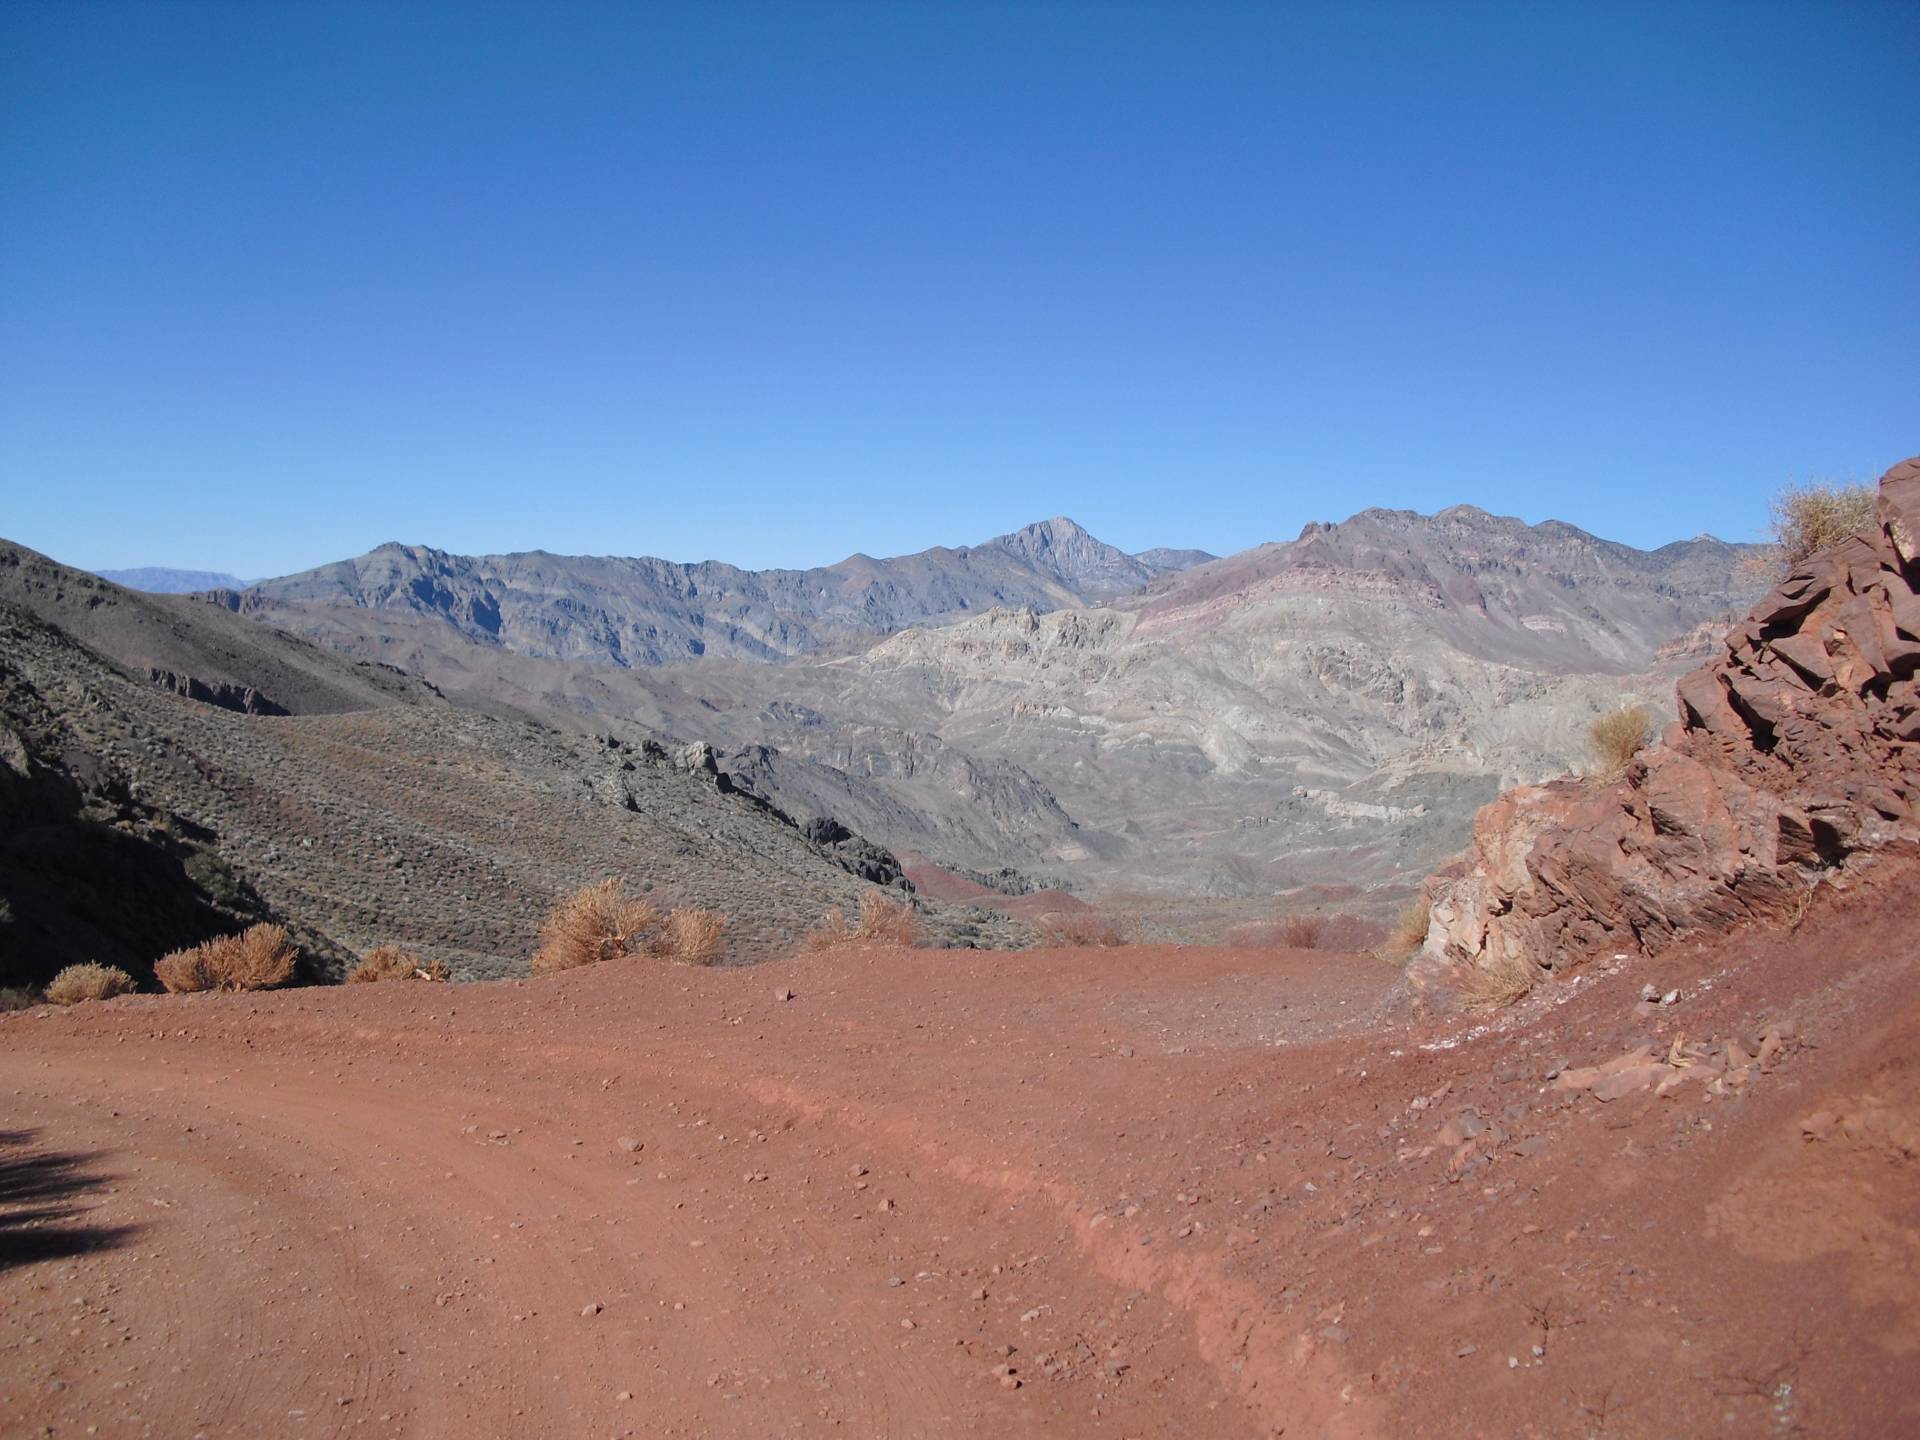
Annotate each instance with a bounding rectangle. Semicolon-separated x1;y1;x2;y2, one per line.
1420;458;1920;989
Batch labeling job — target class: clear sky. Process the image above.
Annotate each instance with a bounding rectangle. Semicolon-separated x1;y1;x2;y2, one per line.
3;1;1915;578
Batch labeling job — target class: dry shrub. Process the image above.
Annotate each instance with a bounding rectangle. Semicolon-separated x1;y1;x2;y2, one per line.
1457;952;1540;1011
802;907;855;951
1278;914;1326;949
1588;705;1653;781
1768;481;1877;569
1035;912;1127;948
0;987;38;1012
654;908;730;966
1384;898;1431;957
46;963;138;1006
347;945;451;983
855;894;921;946
532;879;660;974
156;923;297;993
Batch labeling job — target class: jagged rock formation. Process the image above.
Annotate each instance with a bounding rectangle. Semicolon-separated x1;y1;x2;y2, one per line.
1421;458;1920;987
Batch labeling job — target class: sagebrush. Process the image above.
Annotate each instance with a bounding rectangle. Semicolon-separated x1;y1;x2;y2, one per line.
532;879;660;974
155;924;298;993
46;963;138;1006
347;945;451;983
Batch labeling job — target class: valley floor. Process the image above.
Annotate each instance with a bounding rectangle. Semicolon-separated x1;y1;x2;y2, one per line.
3;860;1917;1438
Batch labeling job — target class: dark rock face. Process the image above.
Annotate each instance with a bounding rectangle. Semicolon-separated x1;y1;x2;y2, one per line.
1422;458;1920;985
148;669;290;717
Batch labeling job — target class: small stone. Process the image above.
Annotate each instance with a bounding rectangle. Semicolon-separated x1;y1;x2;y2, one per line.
616;1137;644;1153
900;1318;915;1329
1508;1356;1520;1369
1455;1343;1477;1358
1531;1344;1545;1358
774;987;794;1002
582;1302;603;1317
1662;989;1680;1006
616;1391;633;1402
970;1287;988;1301
887;1276;904;1288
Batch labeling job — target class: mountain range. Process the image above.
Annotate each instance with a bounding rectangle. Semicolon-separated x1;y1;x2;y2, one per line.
224;518;1216;666
93;566;251;593
164;507;1764;905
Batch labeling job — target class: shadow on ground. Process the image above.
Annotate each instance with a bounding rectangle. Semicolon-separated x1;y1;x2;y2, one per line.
0;1128;139;1272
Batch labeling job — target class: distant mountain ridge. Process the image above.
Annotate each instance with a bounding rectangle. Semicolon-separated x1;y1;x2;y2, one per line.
95;566;250;593
233;517;1216;668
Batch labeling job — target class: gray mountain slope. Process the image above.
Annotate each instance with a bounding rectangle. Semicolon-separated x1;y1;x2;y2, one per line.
209;505;1764;900
236;518;1212;667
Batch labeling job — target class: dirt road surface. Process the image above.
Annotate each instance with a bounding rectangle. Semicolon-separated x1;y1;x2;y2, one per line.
4;862;1918;1437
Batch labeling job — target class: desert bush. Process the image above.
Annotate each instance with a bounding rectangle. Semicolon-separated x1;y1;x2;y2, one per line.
1035;912;1127;948
802;907;855;951
531;880;660;974
156;923;298;993
1588;705;1653;781
1457;952;1539;1011
1277;914;1326;949
45;963;138;1006
855;894;921;946
653;907;730;966
1766;481;1877;571
0;987;39;1012
1383;897;1431;956
347;945;451;983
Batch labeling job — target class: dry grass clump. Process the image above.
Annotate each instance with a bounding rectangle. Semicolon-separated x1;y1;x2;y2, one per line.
347;945;451;983
802;907;855;951
532;880;660;975
1588;705;1653;781
1035;912;1128;948
653;908;730;966
45;963;138;1006
155;924;298;993
855;894;921;946
801;895;922;951
1457;952;1540;1011
1383;898;1431;957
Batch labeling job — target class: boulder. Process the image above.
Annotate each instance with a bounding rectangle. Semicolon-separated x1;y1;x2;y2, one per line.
1418;458;1920;997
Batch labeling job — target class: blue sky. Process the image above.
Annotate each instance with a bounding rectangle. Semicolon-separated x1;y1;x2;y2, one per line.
2;1;1915;578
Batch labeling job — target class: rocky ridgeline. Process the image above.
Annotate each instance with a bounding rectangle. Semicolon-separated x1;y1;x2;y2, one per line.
1420;457;1920;993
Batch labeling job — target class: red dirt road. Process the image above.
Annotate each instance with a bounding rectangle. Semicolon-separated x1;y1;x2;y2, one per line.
4;866;1918;1438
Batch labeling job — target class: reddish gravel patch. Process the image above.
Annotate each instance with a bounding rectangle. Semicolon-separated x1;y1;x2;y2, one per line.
3;864;1918;1437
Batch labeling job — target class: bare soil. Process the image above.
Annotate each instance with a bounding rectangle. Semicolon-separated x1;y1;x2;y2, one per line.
3;857;1916;1438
